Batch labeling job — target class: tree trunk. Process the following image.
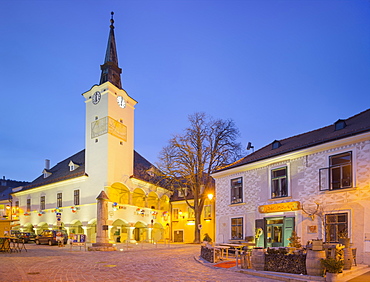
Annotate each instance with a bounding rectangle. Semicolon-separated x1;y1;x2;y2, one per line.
194;207;201;243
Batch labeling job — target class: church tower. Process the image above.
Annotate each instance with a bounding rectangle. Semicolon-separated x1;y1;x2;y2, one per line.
82;12;137;189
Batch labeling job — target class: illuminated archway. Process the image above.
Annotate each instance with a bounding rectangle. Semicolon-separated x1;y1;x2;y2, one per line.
152;222;164;242
134;221;147;242
111;219;130;243
109;182;131;205
70;220;83;234
87;218;97;243
159;194;170;211
147;191;159;209
132;188;146;207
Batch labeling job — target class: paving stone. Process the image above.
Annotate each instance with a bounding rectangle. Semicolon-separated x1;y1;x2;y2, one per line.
0;243;277;281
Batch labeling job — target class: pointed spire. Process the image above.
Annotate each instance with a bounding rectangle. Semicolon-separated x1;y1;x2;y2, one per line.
99;11;122;89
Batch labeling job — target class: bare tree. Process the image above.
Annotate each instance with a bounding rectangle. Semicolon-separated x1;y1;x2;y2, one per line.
158;112;243;243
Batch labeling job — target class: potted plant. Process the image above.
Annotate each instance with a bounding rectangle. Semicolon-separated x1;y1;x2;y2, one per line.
288;231;301;254
202;233;212;243
321;258;344;282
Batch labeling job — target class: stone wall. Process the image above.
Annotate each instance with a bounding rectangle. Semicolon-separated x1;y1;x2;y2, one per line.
200;245;220;263
264;253;307;274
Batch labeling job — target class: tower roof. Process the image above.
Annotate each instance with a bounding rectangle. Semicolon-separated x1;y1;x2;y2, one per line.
99;12;122;89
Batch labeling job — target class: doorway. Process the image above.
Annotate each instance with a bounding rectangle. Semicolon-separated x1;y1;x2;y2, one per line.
173;230;184;242
266;218;284;247
256;216;295;248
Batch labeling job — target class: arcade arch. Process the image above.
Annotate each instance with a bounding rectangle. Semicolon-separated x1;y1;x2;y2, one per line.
87;219;97;243
152;222;164;242
109;182;131;205
159;195;170;211
132;188;145;207
147;191;159;209
69;220;84;234
111;219;130;243
134;221;147;242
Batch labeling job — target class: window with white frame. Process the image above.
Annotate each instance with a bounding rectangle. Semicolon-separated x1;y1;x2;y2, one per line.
188;207;195;219
230;177;243;204
231;217;243;240
173;208;179;221
178;188;188;198
330;152;352;190
74;189;80;206
40;196;45;210
26;199;31;212
204;205;211;218
271;166;288;198
57;193;62;208
325;213;348;243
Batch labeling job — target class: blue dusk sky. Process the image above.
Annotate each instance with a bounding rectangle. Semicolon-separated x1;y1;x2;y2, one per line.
1;0;369;181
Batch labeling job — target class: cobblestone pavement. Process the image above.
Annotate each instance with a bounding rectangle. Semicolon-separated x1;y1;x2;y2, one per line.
0;242;277;282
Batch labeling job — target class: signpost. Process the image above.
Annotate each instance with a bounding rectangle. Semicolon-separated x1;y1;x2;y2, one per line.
56;212;62;227
70;234;86;251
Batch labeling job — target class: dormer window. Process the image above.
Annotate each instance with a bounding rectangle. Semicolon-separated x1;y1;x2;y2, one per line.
334;119;346;131
68;161;80;171
272;140;281;150
178;188;188;198
42;169;52;178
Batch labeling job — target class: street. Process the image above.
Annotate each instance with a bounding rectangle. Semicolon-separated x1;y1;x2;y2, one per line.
0;243;276;282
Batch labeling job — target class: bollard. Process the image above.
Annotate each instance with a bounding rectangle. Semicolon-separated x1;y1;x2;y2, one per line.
235;250;239;268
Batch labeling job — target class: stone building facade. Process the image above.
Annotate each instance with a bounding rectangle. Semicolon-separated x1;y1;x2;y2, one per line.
212;109;370;264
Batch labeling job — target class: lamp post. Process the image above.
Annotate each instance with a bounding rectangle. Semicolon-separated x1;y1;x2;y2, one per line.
206;193;215;243
7;197;12;221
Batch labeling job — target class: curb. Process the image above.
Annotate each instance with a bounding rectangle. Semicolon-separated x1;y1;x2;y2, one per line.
194;255;370;282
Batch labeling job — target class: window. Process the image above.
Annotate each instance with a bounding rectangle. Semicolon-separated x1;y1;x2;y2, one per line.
57;193;62;208
325;213;348;243
69;161;80;171
334;119;346;131
74;190;80;206
272;140;281;150
26;199;31;212
231;177;243;204
40;196;45;210
330;152;352;190
271;167;288;198
204;205;212;218
187;207;195;219
231;217;243;240
178;188;188;198
173;208;179;221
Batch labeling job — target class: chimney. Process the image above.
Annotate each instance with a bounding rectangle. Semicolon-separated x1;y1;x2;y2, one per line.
45;159;50;170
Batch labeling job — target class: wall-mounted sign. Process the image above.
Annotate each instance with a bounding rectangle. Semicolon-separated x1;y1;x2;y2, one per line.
308;225;317;233
258;201;300;213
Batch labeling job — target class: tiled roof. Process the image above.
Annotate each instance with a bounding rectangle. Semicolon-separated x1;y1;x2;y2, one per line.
20;150;86;191
216;108;370;172
19;150;166;191
132;151;171;188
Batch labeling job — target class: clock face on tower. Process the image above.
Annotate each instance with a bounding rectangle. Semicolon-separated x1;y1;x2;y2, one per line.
117;96;126;108
92;91;101;105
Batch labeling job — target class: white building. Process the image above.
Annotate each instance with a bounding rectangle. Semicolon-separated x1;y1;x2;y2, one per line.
212;109;370;264
11;14;171;243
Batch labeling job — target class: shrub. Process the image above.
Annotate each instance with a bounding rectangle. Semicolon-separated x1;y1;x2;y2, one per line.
320;258;344;273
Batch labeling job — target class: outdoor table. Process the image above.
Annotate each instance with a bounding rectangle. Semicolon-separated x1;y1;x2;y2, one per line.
214;245;230;259
241;242;256;249
220;243;244;250
10;238;27;252
0;237;11;253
